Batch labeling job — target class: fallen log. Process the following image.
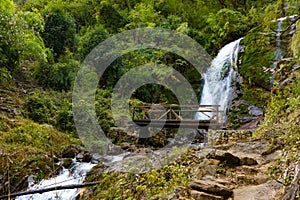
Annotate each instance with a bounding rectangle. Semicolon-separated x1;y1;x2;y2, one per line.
0;181;100;199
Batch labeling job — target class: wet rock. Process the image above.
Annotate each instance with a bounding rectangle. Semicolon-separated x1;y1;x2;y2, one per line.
105;154;150;173
208;150;240;166
76;151;92;162
248;105;264;116
190;190;223;200
62;145;84;158
91;153;106;164
189;179;233;197
62;158;73;168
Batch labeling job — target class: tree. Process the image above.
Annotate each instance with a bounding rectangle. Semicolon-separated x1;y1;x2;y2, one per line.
96;3;127;32
42;8;76;60
124;3;163;29
0;13;23;71
204;8;248;55
77;25;109;60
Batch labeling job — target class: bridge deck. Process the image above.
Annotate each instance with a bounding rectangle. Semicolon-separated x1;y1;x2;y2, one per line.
131;104;224;130
132;119;223;129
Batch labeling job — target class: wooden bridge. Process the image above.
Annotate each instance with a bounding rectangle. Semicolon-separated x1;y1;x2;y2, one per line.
131;104;224;130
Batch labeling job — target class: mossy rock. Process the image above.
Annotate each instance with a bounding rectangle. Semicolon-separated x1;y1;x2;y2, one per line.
62;145;81;158
62;158;73;168
107;127;138;145
149;131;166;148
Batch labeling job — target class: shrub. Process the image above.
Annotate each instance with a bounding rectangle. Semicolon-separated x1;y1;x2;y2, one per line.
35;55;80;91
0;67;14;88
42;7;76;60
23;91;55;123
56;100;76;134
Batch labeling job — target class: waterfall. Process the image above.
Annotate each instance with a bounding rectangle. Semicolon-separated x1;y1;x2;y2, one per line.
195;38;243;122
16;160;96;200
275;17;284;61
271;15;297;84
271;17;285;84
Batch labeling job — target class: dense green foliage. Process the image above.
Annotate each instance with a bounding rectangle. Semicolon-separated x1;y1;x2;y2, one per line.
0;0;297;98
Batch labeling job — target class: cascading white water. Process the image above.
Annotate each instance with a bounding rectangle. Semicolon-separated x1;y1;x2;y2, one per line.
16;154;125;200
195;38;243;122
16;160;96;200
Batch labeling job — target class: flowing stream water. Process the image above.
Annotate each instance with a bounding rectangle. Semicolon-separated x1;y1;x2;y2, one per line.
195;38;243;122
16;154;125;200
16;160;96;200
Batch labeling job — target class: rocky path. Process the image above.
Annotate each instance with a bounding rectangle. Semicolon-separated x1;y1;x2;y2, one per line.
172;130;284;200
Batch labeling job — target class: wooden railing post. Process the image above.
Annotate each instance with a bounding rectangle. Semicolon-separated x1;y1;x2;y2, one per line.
219;111;223;124
132;106;135;120
216;105;219;123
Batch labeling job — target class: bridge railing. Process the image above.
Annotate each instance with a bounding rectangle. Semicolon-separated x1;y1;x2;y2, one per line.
131;104;223;124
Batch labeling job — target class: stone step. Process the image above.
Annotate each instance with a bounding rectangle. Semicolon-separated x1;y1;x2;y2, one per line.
189;179;233;198
190;190;224;200
207;130;253;146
